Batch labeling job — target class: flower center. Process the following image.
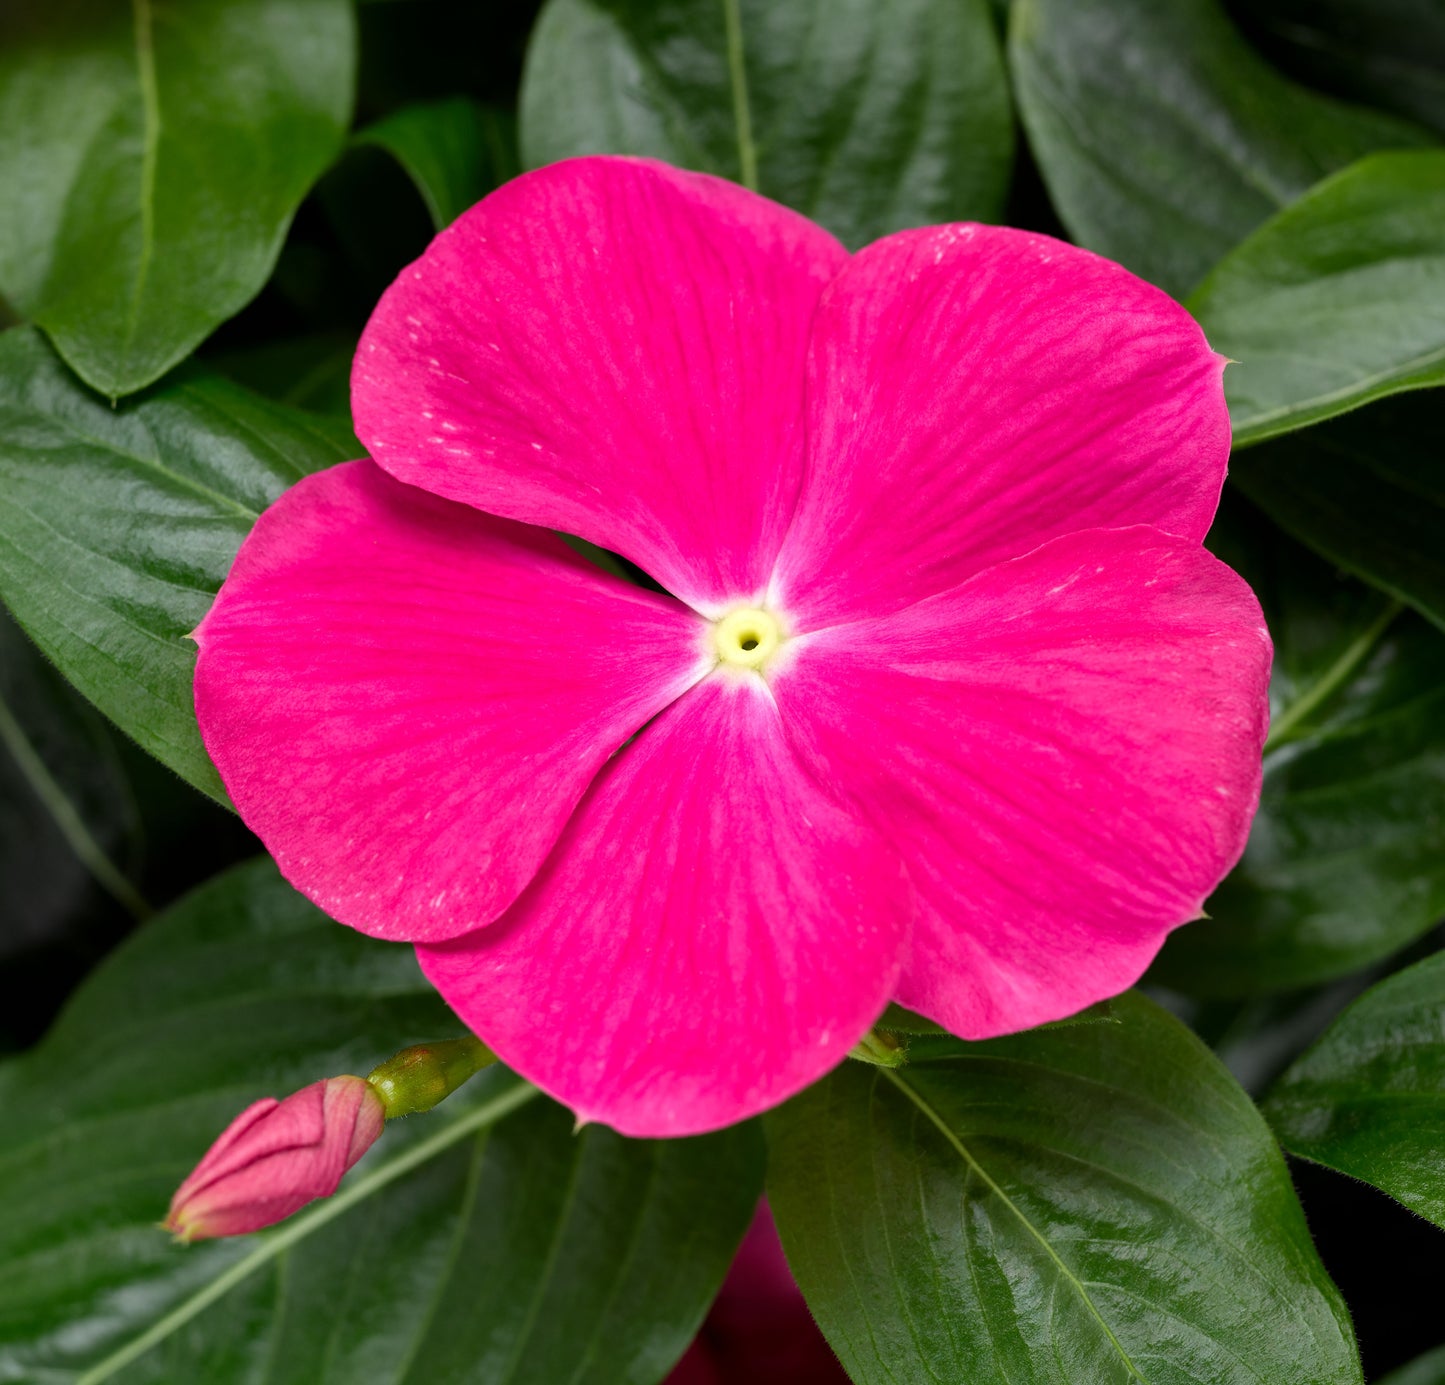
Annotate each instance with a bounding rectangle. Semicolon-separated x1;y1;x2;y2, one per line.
713;607;784;671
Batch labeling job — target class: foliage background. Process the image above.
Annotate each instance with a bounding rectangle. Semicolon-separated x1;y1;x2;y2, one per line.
1;1;1443;1381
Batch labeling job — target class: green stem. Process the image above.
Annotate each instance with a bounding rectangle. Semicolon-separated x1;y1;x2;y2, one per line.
75;1079;541;1385
0;690;151;921
1264;599;1402;752
721;0;759;191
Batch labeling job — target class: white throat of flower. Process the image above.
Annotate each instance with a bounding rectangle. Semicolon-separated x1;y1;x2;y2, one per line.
712;606;786;673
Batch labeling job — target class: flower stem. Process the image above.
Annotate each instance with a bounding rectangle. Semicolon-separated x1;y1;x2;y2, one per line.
721;0;759;191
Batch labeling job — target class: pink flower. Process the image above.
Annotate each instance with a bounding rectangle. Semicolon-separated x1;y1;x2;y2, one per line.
164;1076;385;1241
667;1203;846;1384
194;156;1270;1137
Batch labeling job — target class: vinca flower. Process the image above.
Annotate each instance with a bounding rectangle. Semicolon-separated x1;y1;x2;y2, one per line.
195;156;1270;1137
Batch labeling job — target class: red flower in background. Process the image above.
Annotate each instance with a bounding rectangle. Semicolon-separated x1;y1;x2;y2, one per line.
669;1204;847;1385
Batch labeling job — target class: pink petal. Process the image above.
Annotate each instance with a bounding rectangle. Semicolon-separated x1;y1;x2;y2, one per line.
771;225;1231;627
774;527;1271;1037
194;460;710;943
165;1077;386;1241
418;677;909;1137
353;156;848;616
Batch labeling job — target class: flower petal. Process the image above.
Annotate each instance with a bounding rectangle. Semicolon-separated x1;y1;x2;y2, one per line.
353;156;848;616
771;225;1231;627
195;460;710;942
774;527;1271;1037
418;676;909;1137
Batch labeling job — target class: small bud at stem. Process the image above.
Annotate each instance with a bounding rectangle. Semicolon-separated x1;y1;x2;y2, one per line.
366;1034;496;1118
848;1028;908;1068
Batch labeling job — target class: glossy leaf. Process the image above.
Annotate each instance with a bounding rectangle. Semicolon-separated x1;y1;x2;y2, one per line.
1234;0;1445;140
520;0;1013;249
1265;950;1445;1231
1380;1345;1445;1385
0;328;357;802
1190;152;1445;445
1230;391;1445;633
0;0;354;398
768;991;1360;1385
1009;0;1430;296
0;605;146;956
1153;497;1445;995
356;98;519;230
0;858;763;1384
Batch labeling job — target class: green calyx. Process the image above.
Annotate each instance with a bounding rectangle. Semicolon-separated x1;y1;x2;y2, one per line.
848;1028;909;1069
366;1034;498;1119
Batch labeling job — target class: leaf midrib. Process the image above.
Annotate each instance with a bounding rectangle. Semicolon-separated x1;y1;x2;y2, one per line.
879;1067;1150;1383
1264;598;1402;751
121;0;162;379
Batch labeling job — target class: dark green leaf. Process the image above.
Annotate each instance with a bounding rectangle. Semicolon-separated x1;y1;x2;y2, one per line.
1233;0;1445;140
1152;968;1402;1097
1379;1345;1445;1385
0;0;354;398
1009;0;1430;296
1190;152;1445;445
1230;391;1445;633
0;858;763;1384
521;0;1013;249
356;98;519;230
1153;497;1445;995
0;605;146;953
0;327;357;802
768;991;1359;1385
1264;950;1445;1231
207;333;356;418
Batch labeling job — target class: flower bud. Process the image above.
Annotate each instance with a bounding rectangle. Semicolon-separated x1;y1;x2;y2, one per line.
164;1075;385;1242
365;1034;495;1118
847;1028;908;1068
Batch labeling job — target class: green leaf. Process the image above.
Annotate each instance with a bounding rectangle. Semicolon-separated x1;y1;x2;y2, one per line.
1008;0;1431;296
1151;497;1445;995
0;0;355;398
1264;950;1445;1231
0;858;763;1383
0;605;147;951
520;0;1013;249
1380;1345;1445;1385
207;332;356;418
1189;152;1445;445
1233;0;1445;140
1229;391;1445;634
0;327;357;803
355;98;519;230
768;991;1359;1385
1157;976;1394;1099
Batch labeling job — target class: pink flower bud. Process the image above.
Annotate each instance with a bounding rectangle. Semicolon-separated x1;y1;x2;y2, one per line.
164;1075;386;1242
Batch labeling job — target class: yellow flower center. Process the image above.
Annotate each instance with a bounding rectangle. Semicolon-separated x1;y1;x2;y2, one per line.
712;607;785;671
